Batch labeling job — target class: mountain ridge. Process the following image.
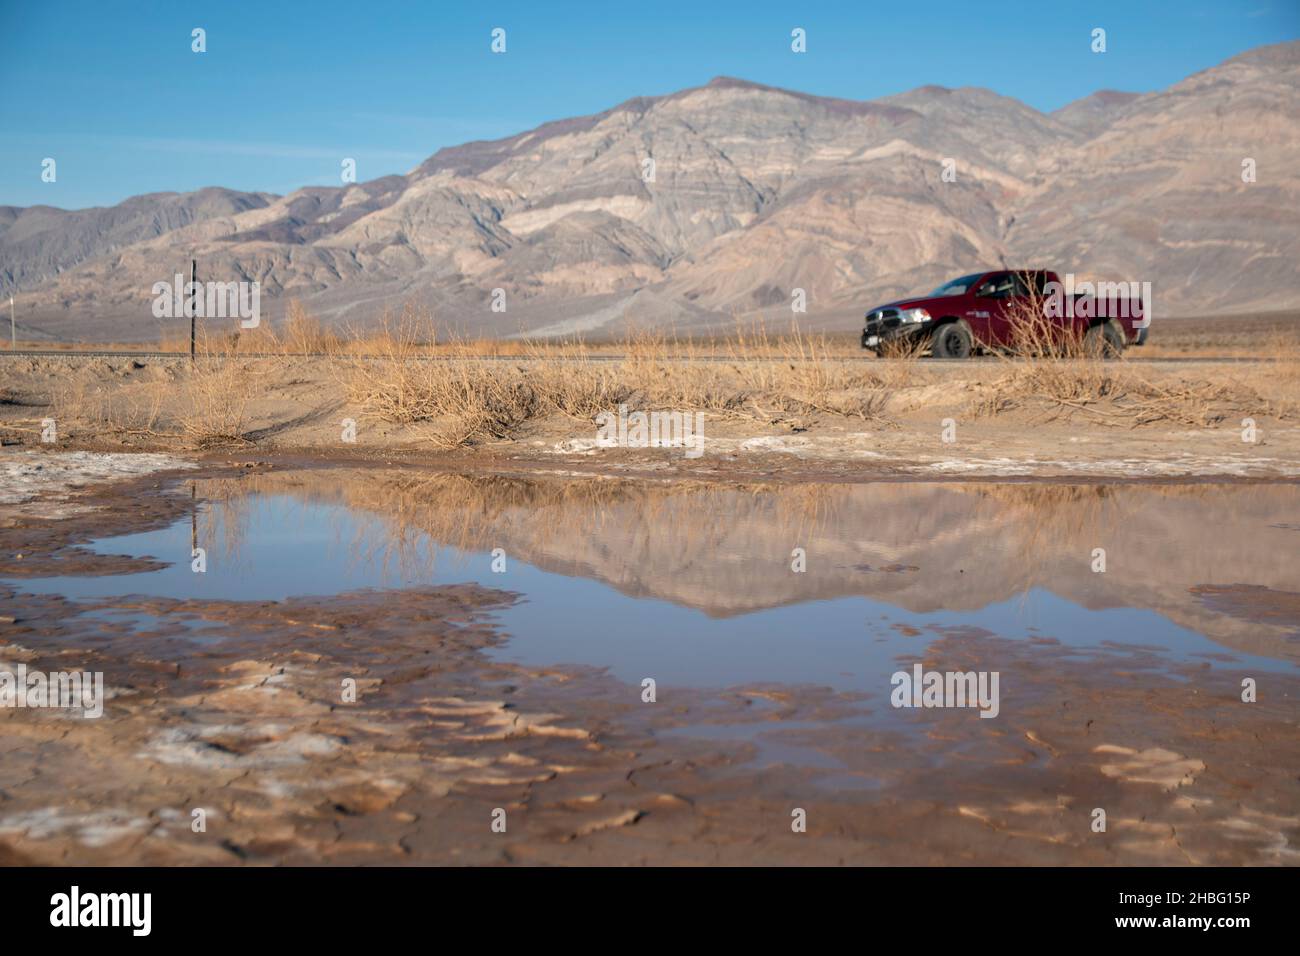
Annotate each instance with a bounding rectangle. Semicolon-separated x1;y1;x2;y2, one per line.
4;40;1297;341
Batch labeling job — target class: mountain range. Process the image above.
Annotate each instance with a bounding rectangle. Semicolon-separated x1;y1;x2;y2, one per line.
2;41;1296;341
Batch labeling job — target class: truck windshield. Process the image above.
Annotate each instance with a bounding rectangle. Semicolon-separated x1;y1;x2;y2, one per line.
930;273;985;297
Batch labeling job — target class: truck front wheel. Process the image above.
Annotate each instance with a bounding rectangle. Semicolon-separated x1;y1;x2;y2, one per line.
931;321;974;359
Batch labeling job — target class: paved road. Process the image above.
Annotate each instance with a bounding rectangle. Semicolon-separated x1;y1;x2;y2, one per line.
0;349;1279;364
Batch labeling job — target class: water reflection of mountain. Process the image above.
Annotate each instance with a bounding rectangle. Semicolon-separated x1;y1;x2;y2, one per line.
199;470;1300;663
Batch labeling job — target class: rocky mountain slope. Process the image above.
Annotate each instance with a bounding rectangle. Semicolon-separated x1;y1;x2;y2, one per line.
4;41;1296;341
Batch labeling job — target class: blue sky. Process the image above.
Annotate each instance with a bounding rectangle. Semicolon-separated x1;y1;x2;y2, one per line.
1;0;1295;209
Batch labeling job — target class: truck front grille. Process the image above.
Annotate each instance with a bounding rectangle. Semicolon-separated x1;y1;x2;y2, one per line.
865;308;901;333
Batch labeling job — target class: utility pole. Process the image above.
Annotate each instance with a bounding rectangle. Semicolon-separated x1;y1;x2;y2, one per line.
8;294;14;349
189;258;197;362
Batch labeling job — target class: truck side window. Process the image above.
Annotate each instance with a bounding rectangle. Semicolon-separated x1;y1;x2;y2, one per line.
978;275;1016;298
1011;274;1039;296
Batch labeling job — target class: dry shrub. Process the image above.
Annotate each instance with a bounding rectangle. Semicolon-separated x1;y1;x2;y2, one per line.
966;273;1252;427
337;310;538;447
50;363;166;439
174;356;258;446
150;302;914;447
153;300;340;356
49;372;93;426
47;329;258;446
279;299;340;354
610;320;889;421
335;309;440;424
725;318;900;422
417;361;537;447
1256;327;1300;418
49;293;1294;450
338;308;908;447
202;299;343;356
619;326;742;413
973;358;1254;427
523;338;632;420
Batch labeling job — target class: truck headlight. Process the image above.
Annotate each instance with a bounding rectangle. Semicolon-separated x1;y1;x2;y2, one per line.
901;308;931;324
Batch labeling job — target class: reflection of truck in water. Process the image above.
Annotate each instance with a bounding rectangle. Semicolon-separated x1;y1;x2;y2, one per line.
861;270;1149;358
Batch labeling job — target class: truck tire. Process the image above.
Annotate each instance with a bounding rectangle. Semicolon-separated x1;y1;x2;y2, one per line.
931;321;974;359
1084;320;1124;359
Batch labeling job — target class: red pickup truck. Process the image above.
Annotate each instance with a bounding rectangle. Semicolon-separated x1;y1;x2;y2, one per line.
861;270;1149;358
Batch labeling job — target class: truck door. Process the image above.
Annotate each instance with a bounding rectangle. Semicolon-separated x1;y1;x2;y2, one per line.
1004;271;1052;348
968;271;1016;347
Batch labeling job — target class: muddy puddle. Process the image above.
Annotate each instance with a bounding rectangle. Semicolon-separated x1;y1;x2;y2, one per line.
2;466;1298;865
21;471;1300;675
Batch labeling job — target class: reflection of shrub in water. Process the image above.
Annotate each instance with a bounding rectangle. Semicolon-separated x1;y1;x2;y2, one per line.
195;469;843;584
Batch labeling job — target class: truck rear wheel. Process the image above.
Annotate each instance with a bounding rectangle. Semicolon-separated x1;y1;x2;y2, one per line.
931;321;973;359
1084;320;1124;359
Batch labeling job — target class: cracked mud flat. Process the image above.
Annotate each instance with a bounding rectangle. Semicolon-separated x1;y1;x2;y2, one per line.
0;450;194;519
0;457;1297;865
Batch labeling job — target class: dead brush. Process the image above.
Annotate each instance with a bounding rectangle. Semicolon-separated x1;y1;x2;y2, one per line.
776;327;888;420
336;309;442;424
330;302;905;439
49;363;168;441
174;336;260;446
727;318;896;423
973;282;1258;427
1255;327;1300;419
1119;377;1250;427
280;299;341;354
523;337;632;420
969;275;1109;419
337;310;538;447
44;350;259;447
49;372;94;428
617;325;743;413
617;326;679;397
419;360;538;448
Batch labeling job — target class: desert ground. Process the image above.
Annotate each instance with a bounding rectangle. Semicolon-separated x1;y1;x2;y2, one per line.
2;311;1299;479
1;312;1298;865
